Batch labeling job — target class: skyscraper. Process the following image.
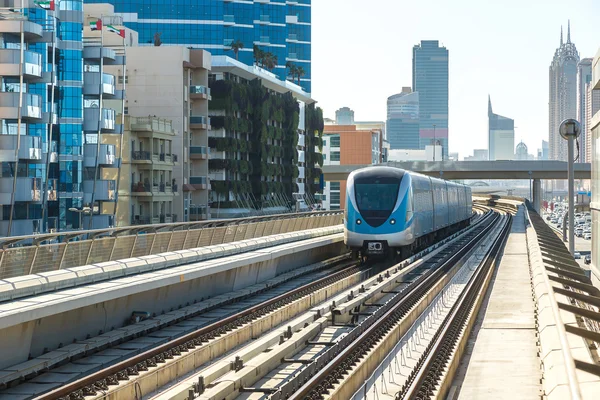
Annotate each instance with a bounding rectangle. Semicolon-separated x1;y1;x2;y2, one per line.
577;58;593;162
387;88;420;149
85;0;312;93
488;96;515;160
412;40;449;158
335;107;354;125
549;22;579;161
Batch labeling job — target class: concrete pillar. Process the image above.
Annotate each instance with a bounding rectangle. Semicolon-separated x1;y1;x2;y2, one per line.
533;178;542;213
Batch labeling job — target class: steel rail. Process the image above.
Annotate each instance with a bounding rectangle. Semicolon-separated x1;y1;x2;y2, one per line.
282;211;500;400
398;211;512;399
35;260;364;400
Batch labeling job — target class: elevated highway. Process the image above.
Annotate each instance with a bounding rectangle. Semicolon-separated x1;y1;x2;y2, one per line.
322;160;591;181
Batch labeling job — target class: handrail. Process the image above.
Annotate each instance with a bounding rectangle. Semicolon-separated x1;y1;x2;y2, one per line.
524;202;583;400
0;211;343;280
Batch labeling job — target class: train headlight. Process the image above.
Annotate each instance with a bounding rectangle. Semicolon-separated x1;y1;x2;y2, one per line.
390;219;396;225
356;219;362;225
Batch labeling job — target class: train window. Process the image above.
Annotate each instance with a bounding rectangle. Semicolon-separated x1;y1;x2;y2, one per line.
354;178;400;212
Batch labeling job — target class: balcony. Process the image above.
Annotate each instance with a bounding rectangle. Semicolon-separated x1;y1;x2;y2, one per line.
84;107;121;133
84;143;118;167
0;49;42;80
131;182;151;195
83;179;116;203
49;140;58;163
154;153;175;164
223;15;235;25
0;20;43;40
190;85;211;100
130;117;176;134
258;15;271;24
82;47;119;63
83;72;123;99
190;146;209;160
0;92;42;120
131;150;151;163
190;176;210;190
131;216;151;225
287;33;298;41
151;182;174;196
190;115;210;130
0;135;42;162
0;177;42;203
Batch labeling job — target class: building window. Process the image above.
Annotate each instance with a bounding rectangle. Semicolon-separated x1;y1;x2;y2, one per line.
323;153;326;160
330;151;340;161
118;75;129;84
322;138;326;146
330;182;340;191
329;135;340;147
330;192;340;204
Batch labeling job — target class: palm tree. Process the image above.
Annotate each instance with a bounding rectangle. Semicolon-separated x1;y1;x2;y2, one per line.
253;45;264;67
264;52;277;71
295;66;305;85
286;61;298;82
153;32;162;46
228;40;244;60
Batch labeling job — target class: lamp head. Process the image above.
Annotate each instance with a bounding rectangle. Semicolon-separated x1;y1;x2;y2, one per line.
559;119;581;140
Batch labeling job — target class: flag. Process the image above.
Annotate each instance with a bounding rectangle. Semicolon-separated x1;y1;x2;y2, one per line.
107;25;125;38
34;0;54;10
89;20;102;31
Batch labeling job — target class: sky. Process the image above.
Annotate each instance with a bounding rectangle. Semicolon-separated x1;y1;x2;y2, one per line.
311;0;600;159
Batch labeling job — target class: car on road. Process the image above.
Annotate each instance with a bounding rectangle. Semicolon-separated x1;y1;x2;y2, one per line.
585;254;592;264
574;252;581;259
584;233;592;240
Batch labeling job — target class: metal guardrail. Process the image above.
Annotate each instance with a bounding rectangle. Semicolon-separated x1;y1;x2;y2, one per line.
0;211;343;280
525;202;600;399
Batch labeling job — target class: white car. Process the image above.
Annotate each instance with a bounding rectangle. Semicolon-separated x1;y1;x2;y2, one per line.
584;233;592;240
574;252;581;259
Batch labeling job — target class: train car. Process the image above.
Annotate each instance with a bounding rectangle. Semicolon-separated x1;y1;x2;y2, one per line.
344;166;472;260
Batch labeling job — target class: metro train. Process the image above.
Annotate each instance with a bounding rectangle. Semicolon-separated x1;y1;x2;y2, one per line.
344;166;472;260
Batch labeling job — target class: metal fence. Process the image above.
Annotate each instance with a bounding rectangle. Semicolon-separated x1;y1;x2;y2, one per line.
0;211;343;280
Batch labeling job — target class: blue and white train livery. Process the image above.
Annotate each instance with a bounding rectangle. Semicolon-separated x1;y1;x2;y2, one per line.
344;166;472;259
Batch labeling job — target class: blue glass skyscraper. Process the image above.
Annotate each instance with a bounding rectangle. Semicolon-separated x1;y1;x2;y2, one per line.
412;40;448;158
387;89;420;149
85;0;312;93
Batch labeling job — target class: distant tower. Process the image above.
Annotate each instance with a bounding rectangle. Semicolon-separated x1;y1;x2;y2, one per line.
335;107;355;125
488;96;515;160
577;58;593;162
515;141;528;160
387;87;420;149
412;40;449;158
549;21;579;162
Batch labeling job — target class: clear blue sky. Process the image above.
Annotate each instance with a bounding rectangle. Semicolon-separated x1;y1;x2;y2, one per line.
311;0;600;159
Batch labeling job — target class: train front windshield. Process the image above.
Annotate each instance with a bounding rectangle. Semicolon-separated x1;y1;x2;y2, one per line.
354;176;401;227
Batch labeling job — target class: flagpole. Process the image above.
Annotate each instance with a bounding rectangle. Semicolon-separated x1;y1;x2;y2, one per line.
88;15;104;229
113;28;126;226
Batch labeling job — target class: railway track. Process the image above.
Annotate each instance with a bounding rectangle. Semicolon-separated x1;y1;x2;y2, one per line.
15;206;501;400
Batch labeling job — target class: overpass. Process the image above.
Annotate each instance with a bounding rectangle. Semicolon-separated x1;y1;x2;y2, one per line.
322;160;591;181
322;160;591;213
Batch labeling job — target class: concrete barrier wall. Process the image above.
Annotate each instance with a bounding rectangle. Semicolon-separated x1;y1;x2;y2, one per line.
0;234;346;371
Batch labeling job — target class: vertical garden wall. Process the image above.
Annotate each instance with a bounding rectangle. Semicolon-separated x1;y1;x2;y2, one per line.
208;77;323;210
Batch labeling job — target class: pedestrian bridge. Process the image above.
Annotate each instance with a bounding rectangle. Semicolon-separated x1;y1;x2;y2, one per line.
322;160;591;181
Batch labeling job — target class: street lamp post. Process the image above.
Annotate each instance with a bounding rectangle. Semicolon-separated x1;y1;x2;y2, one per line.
559;119;581;256
68;207;92;231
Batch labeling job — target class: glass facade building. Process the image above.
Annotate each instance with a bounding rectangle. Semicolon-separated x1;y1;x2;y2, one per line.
0;1;85;236
387;90;419;150
0;2;126;236
412;40;448;158
488;96;515;161
85;0;312;93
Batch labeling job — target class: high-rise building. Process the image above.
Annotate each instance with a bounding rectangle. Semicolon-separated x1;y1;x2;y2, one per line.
488;96;515;160
585;83;600;163
549;22;579;161
412;40;449;158
590;47;600;274
537;140;549;160
515;141;529;160
387;88;420;150
335;107;354;125
85;0;312;93
577;58;593;162
0;2;130;236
